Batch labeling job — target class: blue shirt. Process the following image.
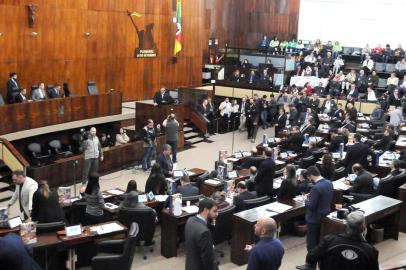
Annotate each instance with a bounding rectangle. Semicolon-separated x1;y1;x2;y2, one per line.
305;178;334;224
247;237;285;270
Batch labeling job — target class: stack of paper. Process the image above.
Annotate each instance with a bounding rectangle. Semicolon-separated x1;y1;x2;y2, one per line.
107;189;124;195
205;179;221;185
104;203;119;210
182;205;199;214
333;180;350;190
155;195;169;202
90;222;124;235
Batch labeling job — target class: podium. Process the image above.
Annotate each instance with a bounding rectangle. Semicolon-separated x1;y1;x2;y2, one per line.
135;101;185;149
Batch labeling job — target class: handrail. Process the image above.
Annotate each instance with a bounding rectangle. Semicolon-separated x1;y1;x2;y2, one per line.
189;109;209;135
0;138;29;173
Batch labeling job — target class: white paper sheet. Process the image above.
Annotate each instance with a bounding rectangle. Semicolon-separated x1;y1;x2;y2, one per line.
266;202;293;213
182;205;199;214
106;189;124;195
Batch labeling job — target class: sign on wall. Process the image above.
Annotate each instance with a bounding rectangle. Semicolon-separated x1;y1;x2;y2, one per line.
127;11;157;58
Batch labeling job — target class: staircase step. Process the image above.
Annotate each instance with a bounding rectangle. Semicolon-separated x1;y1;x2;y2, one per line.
185;137;205;144
184;132;200;140
183;126;194;133
0;190;13;202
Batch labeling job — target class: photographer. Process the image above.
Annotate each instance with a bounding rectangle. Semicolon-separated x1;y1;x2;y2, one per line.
81;127;103;185
163;112;179;163
142;119;156;171
115;127;130;145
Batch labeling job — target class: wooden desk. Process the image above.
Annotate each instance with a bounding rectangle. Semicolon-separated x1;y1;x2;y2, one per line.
160;209;195;258
0;92;122;135
135;102;185;133
320;196;403;240
395;135;406;151
200;180;224;197
399;183;406;233
230;200;305;266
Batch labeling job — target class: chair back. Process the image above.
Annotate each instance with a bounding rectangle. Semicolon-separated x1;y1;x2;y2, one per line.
390;171;406;198
117;207;155;244
31;84;39;91
27;142;42;154
71;200;87;225
121;222;139;270
48;139;62;151
195;171;209;188
332;167;347;181
63;82;71;97
37;221;65;234
385;63;396;73
182;195;202;203
87;81;98;95
212;205;236;245
320;241;373;270
377;175;395;198
375;62;385;72
242;195;271;211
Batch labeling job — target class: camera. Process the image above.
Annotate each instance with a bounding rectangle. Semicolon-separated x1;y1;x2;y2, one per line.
80;128;90;141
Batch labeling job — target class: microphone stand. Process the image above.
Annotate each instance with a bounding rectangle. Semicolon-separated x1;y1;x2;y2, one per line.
73;160;79;197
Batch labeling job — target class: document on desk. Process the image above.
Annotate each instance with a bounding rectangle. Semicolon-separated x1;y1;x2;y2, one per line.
266;202;293;213
333;180;350;190
106;189;124;195
104;203;119;210
275;160;285;165
182;205;199;214
187;171;196;176
155;195;169;202
205;179;221;185
102;193;112;199
90;222;125;235
227;158;239;162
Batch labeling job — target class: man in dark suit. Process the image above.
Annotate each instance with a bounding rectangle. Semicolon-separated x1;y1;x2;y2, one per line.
300;119;316;136
153;87;173;106
341;115;356;133
14;88;29;103
48;84;63;99
155;144;173;177
280;126;305;153
6;72;20;104
245;97;258;142
296;166;333;270
0;233;42;270
372;129;393;152
176;175;199;197
386;159;402;177
331;103;345;124
185;198;218;270
343;134;375;173
233;181;256;212
197;99;209;117
346;164;374;195
254;148;275;197
324;128;344;152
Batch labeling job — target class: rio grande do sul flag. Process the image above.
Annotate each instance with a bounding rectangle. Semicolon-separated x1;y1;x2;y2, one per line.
174;0;182;56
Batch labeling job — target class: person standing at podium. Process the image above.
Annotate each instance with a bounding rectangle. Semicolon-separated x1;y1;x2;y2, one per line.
153;87;173;106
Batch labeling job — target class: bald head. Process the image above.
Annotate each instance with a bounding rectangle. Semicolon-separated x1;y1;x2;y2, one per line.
254;217;277;237
346;211;365;235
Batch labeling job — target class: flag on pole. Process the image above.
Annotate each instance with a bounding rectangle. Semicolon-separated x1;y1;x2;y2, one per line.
174;0;182;56
129;11;142;17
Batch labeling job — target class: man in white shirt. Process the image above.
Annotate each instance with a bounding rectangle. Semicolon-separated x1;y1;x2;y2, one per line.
7;171;38;220
367;87;377;101
219;97;232;133
239;96;248;131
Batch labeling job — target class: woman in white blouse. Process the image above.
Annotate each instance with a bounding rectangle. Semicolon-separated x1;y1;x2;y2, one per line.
387;72;399;87
116;127;130;145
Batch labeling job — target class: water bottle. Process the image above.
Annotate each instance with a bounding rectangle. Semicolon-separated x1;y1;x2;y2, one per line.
173;197;182;216
263;133;268;145
304;134;309;144
339;143;344;157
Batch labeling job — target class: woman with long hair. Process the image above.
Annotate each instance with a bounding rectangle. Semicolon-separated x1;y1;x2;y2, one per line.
320;153;335;180
31;180;66;223
83;173;105;225
145;163;167;195
277;165;298;200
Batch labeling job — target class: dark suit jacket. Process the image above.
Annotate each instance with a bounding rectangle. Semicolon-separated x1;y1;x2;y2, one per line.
328;136;344;152
185;216;218;270
155;153;173;177
0;233;42;270
275;113;287;127
197;104;209;117
300;124;316;136
6;79;20;104
254;157;275;197
48;88;62;99
346;107;358;122
153;91;173;105
176;184;199;197
14;93;28;103
31;190;66;223
233;190;257;212
349;170;374;195
373;135;392;151
321;100;337;114
281;133;304;153
344;143;375;173
277;180;297;200
305;178;333;223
